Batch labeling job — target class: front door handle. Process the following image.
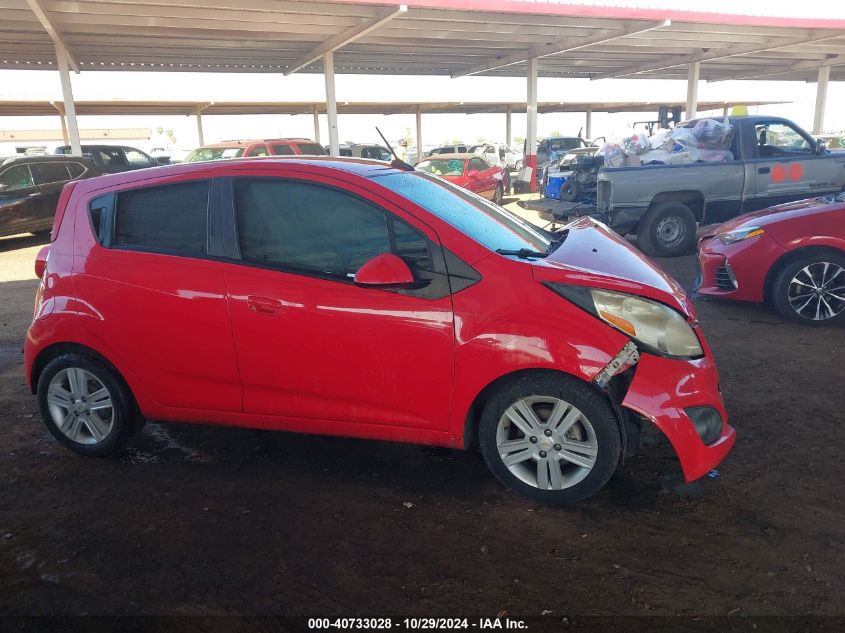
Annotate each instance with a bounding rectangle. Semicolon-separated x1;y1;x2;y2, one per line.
247;296;282;316
758;166;771;174
28;192;42;197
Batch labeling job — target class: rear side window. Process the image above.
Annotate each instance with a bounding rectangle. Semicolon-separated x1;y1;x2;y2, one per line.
294;143;327;155
114;181;210;255
67;162;85;178
271;144;295;156
32;162;71;184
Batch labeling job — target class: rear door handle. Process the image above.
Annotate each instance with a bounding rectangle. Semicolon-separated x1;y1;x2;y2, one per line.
28;192;41;197
247;296;283;316
757;166;771;174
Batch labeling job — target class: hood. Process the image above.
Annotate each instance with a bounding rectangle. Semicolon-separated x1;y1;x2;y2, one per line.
707;196;843;235
531;217;696;318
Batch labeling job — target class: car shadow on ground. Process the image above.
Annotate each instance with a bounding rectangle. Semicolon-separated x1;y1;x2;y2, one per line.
0;233;49;254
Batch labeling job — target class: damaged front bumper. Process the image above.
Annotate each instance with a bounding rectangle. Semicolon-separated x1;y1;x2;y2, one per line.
595;339;736;483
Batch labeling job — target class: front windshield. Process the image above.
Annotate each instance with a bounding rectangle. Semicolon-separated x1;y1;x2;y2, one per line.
184;147;245;162
547;138;584;152
416;158;466;177
374;171;550;254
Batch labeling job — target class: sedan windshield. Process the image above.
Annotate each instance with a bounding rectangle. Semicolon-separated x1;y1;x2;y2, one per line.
416;158;466;177
184;147;245;162
374;171;550;254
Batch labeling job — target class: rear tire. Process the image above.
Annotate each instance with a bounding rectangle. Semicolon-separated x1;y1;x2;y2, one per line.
37;353;134;457
771;252;845;325
637;201;697;257
478;373;621;504
494;183;504;205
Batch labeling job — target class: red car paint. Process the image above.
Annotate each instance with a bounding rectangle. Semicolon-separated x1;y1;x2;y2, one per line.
697;196;845;302
25;158;733;484
414;153;505;200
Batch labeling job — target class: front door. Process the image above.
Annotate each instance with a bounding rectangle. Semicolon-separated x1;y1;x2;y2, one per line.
752;120;842;207
222;175;455;431
0;164;45;236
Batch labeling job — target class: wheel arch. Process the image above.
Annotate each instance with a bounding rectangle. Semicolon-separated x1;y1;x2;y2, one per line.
31;342;133;401
763;244;845;304
648;190;705;221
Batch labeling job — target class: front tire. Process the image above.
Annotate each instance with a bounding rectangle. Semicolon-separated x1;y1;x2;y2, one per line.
771;252;845;325
37;353;134;457
493;183;504;205
637;201;697;257
478;373;621;504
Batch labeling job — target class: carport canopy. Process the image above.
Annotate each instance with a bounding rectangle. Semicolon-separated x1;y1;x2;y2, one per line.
2;0;844;179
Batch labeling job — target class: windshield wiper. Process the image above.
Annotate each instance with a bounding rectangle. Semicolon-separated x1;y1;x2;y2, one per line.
495;248;549;259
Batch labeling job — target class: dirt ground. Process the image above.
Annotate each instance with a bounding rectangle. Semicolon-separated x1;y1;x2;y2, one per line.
1;208;843;626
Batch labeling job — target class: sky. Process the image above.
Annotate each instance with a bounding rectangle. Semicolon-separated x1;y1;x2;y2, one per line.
0;66;841;154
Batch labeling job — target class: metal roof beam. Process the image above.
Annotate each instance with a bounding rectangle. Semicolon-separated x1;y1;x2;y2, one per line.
593;29;844;80
452;19;671;78
25;0;78;72
714;54;845;81
285;4;407;75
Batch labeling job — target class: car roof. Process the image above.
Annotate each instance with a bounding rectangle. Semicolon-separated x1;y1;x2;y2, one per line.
1;154;93;166
199;138;317;148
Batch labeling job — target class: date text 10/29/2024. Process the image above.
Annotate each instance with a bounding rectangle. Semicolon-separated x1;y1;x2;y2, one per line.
308;618;528;630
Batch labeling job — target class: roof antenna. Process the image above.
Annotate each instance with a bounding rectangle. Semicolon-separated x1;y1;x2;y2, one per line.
376;126;414;171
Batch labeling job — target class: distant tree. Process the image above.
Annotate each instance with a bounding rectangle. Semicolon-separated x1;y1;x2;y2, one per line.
549;130;561;137
514;136;525;144
155;126;177;147
476;137;487;143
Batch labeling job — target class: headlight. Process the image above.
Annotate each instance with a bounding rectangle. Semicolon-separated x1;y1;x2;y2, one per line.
716;226;765;245
545;284;704;358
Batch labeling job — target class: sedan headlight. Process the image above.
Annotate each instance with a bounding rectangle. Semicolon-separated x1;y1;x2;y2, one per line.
716;226;765;245
546;284;703;358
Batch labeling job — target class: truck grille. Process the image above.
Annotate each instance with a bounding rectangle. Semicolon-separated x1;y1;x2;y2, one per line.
597;180;610;210
715;264;737;290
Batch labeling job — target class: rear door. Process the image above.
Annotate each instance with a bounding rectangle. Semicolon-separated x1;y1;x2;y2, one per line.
752;120;842;207
30;161;73;229
0;163;45;235
77;178;242;412
221;174;455;431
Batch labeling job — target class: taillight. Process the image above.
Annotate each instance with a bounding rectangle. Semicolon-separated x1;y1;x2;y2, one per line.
34;245;49;279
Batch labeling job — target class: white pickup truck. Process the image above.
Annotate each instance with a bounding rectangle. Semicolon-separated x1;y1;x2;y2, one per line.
596;116;845;256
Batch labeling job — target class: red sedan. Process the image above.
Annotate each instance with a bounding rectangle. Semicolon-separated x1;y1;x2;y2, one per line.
697;195;845;325
415;153;506;204
25;157;733;504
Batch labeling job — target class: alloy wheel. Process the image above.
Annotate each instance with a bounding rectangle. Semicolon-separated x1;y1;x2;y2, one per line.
47;368;115;444
788;261;845;321
496;396;598;491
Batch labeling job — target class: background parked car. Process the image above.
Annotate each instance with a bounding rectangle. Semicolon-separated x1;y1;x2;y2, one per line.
184;138;327;162
0;155;100;238
427;144;469;157
697;194;845;325
415;153;506;204
56;144;165;173
336;143;393;160
470;143;523;170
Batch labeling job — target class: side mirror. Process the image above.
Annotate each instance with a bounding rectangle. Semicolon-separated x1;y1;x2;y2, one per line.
815;139;827;154
155;156;171;165
354;253;414;287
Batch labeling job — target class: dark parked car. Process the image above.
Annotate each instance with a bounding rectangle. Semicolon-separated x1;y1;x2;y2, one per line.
55;144;167;173
0;155;101;238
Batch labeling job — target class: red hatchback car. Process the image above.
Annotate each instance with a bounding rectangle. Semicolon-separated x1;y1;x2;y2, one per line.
25;158;734;503
698;194;845;325
415;153;506;205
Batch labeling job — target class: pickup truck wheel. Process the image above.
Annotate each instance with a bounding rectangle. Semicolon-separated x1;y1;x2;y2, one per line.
637;202;697;257
772;253;845;325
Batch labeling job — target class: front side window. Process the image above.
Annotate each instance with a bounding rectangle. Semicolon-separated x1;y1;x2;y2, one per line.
31;162;71;185
97;148;128;167
374;171;550;254
125;149;153;167
246;145;270;157
0;164;34;191
184;147;245;162
294;143;328;156
468;157;487;172
756;122;814;156
272;144;295;156
234;178;433;281
114;180;210;255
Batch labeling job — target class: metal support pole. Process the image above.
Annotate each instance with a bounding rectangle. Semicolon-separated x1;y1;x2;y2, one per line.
415;106;423;161
526;56;539;192
686;61;700;120
722;105;729;117
813;65;830;134
585;107;592;139
195;108;205;146
324;50;339;156
313;107;321;144
505;105;512;146
56;46;81;155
